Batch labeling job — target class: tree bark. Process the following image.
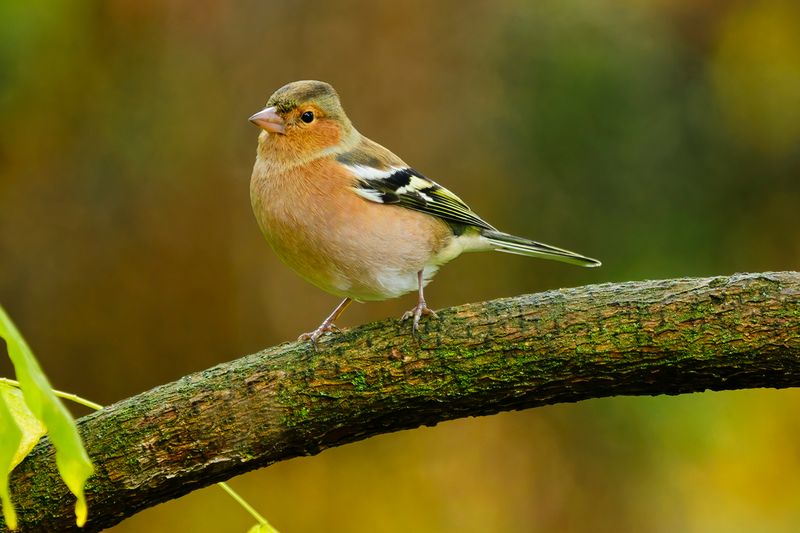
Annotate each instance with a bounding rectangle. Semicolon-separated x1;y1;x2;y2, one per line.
3;272;800;532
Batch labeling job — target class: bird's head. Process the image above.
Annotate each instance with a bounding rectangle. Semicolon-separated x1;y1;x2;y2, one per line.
250;80;356;165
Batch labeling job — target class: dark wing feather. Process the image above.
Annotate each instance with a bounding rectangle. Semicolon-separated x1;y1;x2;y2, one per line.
353;167;496;231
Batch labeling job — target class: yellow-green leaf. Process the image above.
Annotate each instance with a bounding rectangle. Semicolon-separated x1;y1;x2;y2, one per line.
0;383;47;469
0;383;47;530
0;386;23;530
0;306;94;527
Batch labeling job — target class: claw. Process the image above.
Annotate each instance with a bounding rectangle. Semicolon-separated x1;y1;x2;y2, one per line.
401;301;438;337
298;298;352;350
401;270;439;337
298;323;340;349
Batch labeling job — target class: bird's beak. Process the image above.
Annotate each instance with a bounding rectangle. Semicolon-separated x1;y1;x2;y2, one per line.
249;106;286;134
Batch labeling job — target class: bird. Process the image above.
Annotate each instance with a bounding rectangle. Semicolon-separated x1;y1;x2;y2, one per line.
249;80;600;345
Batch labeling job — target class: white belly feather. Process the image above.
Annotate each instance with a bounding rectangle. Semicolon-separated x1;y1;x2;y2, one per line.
364;233;490;300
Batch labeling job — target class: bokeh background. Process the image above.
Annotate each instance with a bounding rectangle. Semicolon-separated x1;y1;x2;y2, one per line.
2;0;800;531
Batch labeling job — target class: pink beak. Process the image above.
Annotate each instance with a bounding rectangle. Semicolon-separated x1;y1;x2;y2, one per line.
249;106;286;134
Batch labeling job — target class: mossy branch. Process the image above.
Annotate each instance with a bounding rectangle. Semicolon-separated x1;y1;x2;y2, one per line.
3;272;800;532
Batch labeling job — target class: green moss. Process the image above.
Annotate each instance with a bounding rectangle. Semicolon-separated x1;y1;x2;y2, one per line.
282;406;311;428
454;372;475;391
339;371;368;391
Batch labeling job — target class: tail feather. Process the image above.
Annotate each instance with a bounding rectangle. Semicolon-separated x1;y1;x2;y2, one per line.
482;230;601;268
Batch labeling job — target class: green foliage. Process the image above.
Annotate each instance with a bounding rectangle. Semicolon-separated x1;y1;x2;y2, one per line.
0;305;94;529
0;305;276;531
0;387;23;529
0;383;46;529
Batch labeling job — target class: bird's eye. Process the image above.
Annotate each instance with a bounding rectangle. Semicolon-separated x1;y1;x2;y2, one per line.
300;111;314;123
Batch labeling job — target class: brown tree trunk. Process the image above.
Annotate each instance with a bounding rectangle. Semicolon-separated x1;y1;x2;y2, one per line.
3;272;800;532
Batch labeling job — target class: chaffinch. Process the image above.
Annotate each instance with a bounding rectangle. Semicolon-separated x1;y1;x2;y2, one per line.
249;80;600;345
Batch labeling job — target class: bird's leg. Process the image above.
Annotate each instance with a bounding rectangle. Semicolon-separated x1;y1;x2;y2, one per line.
299;297;353;347
401;270;438;336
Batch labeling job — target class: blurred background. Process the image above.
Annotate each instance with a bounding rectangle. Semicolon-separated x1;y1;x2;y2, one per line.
2;0;800;531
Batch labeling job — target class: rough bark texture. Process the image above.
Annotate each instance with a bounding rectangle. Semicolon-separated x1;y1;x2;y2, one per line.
3;272;800;532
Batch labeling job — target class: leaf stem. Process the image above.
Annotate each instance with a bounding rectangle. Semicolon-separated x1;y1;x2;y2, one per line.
217;482;279;531
0;377;104;411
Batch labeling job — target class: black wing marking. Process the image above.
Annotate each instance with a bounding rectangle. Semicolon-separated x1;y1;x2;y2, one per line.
352;167;496;231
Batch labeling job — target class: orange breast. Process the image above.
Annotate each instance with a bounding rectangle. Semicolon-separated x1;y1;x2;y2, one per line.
251;156;453;300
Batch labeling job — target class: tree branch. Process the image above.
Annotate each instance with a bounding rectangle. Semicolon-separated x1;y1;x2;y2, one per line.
4;272;800;532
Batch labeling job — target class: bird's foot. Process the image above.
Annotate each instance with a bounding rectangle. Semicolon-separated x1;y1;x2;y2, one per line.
401;301;438;337
298;322;341;349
